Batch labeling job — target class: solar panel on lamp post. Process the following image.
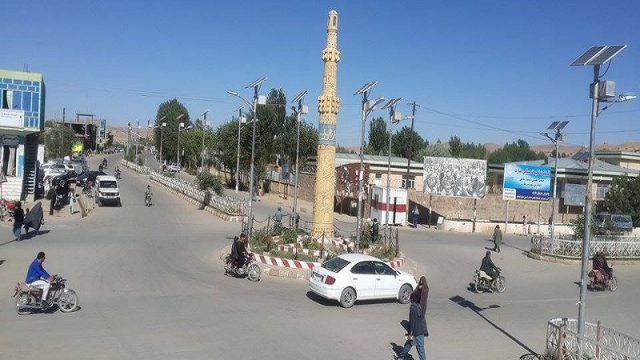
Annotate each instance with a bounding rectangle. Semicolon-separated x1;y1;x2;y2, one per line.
354;81;384;251
571;45;626;341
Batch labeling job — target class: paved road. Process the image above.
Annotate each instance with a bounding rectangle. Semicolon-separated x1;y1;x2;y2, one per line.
1;153;639;359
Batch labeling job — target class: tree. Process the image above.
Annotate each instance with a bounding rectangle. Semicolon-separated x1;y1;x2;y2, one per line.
336;144;355;154
420;140;451;158
603;176;640;226
448;136;463;157
154;99;190;164
391;126;426;161
366;117;388;155
487;139;545;164
43;121;77;160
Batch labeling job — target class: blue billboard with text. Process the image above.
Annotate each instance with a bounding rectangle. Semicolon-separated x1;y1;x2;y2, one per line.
502;163;551;201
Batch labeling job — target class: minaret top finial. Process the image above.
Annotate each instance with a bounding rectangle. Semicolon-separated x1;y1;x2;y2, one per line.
327;10;338;30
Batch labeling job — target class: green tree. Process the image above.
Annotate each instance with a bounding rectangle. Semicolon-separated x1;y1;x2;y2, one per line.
43;121;77;160
603;176;640;226
420;140;451;158
448;136;463;157
336;144;355;154
488;139;545;164
366;117;388;155
154;99;190;164
391;126;426;161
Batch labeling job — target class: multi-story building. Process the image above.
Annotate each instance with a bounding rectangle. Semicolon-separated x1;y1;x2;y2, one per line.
0;69;45;200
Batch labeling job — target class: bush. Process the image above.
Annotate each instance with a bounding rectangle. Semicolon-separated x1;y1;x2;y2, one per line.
250;229;273;253
302;237;323;251
282;228;298;244
196;171;223;195
368;244;398;260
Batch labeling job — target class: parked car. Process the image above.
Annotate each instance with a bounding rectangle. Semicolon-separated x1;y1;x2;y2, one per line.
308;253;417;308
51;171;78;187
595;213;633;235
76;171;107;188
94;175;121;207
42;163;68;179
166;164;181;172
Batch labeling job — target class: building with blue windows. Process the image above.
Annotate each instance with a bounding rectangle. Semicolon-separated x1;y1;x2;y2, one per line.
0;69;45;200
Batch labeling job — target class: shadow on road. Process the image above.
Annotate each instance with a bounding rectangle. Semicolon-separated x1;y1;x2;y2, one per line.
305;291;399;308
0;259;5;266
449;295;537;356
20;229;51;241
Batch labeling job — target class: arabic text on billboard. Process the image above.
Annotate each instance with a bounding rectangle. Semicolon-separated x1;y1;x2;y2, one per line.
0;109;25;128
503;163;551;201
423;157;486;198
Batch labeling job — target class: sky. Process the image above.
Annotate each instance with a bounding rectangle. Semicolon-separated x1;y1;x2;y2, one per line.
2;1;639;149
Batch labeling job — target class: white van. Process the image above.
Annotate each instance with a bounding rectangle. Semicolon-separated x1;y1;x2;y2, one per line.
95;175;121;207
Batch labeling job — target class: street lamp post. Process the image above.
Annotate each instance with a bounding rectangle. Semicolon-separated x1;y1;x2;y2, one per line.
159;121;167;169
235;107;245;193
227;76;267;241
176;114;185;166
542;121;569;243
382;98;402;243
291;91;309;229
199;111;209;172
571;45;627;339
354;81;384;250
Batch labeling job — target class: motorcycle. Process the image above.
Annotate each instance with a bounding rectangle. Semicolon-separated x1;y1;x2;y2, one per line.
588;268;617;292
224;254;261;281
0;199;16;221
473;268;506;293
144;193;152;207
13;275;79;314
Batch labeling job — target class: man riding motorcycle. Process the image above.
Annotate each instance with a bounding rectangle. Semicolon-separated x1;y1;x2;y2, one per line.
479;251;500;287
589;252;612;286
230;233;250;269
25;252;53;304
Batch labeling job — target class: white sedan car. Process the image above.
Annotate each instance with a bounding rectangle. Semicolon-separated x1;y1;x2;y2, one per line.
309;253;417;308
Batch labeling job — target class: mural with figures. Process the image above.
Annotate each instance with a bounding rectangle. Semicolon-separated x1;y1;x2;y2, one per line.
423;157;487;198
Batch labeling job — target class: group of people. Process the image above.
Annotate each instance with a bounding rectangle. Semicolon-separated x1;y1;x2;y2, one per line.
395;276;429;360
11;201;45;242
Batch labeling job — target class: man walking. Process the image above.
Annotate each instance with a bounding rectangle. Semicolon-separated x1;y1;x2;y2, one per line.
371;218;380;243
492;225;502;252
522;215;528;236
412;205;420;228
13;201;24;241
395;292;427;360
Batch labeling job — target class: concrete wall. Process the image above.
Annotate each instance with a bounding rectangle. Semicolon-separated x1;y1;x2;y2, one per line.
439;219;576;235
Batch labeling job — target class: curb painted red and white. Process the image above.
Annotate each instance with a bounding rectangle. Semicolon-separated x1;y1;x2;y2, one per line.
255;254;406;270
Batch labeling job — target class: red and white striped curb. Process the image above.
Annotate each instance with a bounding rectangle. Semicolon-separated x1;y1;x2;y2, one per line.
255;254;406;270
256;254;320;270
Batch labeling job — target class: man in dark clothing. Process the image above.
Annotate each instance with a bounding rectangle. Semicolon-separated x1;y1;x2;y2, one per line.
396;292;426;360
231;233;249;269
13;201;24;241
480;251;500;284
371;218;380;243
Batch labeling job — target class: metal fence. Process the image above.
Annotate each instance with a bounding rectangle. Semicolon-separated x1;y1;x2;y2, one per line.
531;235;640;259
121;160;247;216
546;318;640;359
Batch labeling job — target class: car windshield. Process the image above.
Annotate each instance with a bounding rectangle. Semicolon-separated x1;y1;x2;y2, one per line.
322;257;350;273
612;215;632;224
99;180;118;189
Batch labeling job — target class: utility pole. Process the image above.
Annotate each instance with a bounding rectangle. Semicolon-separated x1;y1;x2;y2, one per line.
405;101;419;189
61;107;66;158
200;111;208;171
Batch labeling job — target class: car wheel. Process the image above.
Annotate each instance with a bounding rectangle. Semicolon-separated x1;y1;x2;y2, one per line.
398;284;412;304
339;287;356;308
97;199;102;207
117;200;122;207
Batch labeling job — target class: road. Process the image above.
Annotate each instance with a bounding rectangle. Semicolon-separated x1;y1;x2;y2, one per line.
1;153;639;359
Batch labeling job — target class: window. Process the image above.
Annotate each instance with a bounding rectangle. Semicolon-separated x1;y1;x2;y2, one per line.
12;91;22;109
99;180;118;189
373;262;396;276
1;145;17;176
375;173;382;186
22;91;31;111
32;93;39;112
350;261;374;274
2;90;12;109
402;175;416;189
322;257;350;273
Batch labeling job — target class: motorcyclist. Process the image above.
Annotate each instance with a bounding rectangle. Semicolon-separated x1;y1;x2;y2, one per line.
480;251;500;286
589;252;612;287
231;233;250;269
115;166;121;178
145;185;153;206
25;251;52;304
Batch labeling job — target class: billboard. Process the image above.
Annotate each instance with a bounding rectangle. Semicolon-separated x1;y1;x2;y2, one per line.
564;183;586;206
423;157;487;198
503;163;551;201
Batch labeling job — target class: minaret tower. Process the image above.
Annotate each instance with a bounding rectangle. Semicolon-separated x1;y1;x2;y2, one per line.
312;10;340;239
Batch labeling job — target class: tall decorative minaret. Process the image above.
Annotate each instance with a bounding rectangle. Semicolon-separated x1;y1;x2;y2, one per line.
312;10;340;239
